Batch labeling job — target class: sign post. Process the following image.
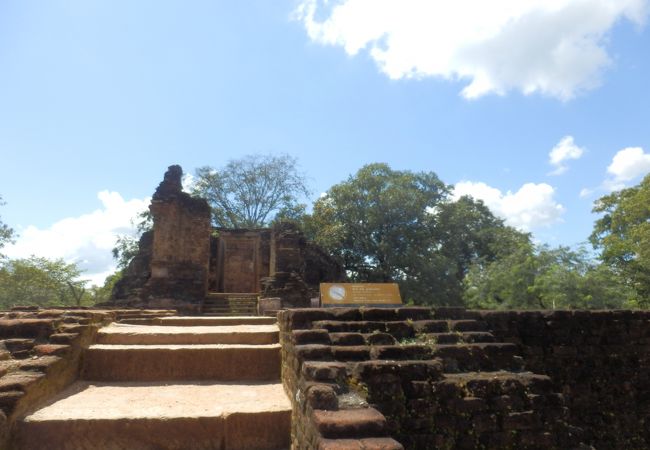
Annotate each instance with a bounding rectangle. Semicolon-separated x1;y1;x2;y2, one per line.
320;283;402;307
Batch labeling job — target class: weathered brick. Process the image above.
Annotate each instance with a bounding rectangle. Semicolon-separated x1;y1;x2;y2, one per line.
312;408;387;439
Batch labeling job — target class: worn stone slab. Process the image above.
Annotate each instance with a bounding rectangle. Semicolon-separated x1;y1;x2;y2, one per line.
15;381;290;450
97;323;279;345
158;316;277;326
312;408;387;439
83;343;281;381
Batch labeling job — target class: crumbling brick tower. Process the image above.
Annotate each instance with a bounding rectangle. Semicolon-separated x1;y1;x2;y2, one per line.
111;165;212;313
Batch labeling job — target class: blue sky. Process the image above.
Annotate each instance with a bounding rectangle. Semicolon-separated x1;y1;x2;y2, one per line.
1;0;649;284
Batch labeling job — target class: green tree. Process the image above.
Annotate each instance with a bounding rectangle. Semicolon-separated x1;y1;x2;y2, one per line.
432;196;531;298
112;210;152;270
0;256;90;308
88;270;123;304
590;174;650;305
0;195;16;259
464;244;634;309
192;154;310;228
305;163;526;305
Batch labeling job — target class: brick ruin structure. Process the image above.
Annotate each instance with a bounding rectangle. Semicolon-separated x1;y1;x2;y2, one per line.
3;166;648;449
2;305;649;449
110;165;343;314
279;307;650;449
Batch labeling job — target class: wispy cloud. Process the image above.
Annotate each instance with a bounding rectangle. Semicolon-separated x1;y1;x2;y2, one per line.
295;0;648;100
579;188;594;198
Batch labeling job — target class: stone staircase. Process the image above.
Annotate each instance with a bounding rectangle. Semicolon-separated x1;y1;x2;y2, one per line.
288;307;581;449
14;316;291;450
202;293;259;316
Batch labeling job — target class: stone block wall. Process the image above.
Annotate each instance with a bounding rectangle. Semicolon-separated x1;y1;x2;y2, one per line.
477;309;650;449
279;307;591;450
146;166;212;309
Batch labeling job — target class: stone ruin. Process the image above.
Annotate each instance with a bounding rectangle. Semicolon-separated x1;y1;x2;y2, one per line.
110;165;344;314
1;165;649;449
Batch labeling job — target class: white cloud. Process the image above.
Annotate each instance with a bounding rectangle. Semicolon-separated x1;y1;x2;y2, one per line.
4;191;150;286
295;0;648;99
548;136;584;175
453;181;565;230
606;147;650;183
181;173;196;193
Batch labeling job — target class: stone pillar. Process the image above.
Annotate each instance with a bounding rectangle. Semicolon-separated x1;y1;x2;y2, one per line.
144;165;211;311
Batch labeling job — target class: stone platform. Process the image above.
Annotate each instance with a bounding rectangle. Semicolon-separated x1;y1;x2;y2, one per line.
14;315;291;450
15;381;290;450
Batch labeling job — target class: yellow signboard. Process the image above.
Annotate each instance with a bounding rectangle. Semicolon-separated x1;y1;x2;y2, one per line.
320;283;402;306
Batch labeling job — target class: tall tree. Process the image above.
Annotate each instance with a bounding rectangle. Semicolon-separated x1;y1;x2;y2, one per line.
305;163;526;305
463;244;634;309
192;154;310;228
0;256;89;308
590;174;650;305
0;195;15;259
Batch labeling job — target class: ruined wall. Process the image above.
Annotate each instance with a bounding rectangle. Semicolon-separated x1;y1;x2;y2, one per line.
111;165;212;313
145;165;212;308
478;309;650;449
111;168;341;312
261;223;344;309
279;307;650;449
111;230;153;300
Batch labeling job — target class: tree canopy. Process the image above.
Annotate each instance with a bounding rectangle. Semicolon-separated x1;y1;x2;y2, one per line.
0;195;15;259
464;244;634;310
590;174;650;305
192;154;310;228
305;163;528;305
0;256;90;309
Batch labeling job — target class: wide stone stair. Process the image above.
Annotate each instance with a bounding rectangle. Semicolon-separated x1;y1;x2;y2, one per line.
14;316;291;450
202;293;259;316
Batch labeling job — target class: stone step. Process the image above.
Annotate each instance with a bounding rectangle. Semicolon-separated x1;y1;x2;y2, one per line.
159;316;276;326
204;297;258;304
201;311;256;315
311;320;415;339
411;319;490;333
433;343;523;373
202;306;258;316
203;306;257;312
447;320;488;332
426;331;495;344
443;371;555;399
14;381;291;450
202;312;258;317
82;344;281;382
96;323;279;345
431;307;473;320
204;301;258;307
204;299;257;304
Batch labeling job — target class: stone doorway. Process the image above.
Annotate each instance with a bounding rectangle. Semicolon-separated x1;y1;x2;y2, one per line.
211;230;270;293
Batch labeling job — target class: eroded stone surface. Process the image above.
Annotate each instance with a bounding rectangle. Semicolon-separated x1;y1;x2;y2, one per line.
158;316;277;326
16;381;291;450
83;343;281;381
97;323;279;345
